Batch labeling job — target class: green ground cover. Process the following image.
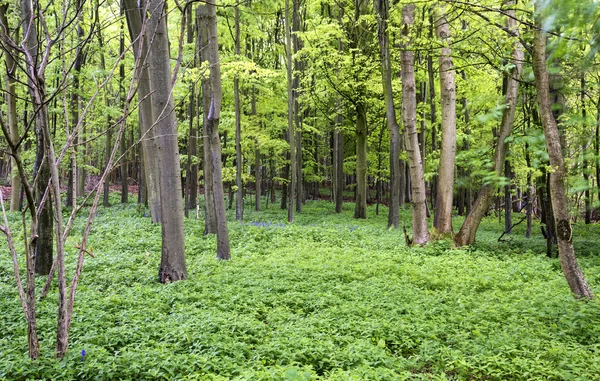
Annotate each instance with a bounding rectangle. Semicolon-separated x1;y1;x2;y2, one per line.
1;200;600;380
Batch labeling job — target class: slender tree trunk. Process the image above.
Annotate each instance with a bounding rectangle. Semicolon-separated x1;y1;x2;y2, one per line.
234;5;243;221
285;0;295;222
433;10;456;236
199;1;230;260
119;14;128;204
532;20;592;299
186;5;198;215
504;158;512;233
582;75;591;224
375;0;400;228
401;5;429;244
293;0;303;214
454;4;523;246
0;6;21;212
352;0;369;220
146;0;187;282
427;12;437;210
354;102;368;219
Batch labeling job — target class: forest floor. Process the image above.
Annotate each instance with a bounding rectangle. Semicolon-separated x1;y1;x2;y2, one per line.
1;197;600;380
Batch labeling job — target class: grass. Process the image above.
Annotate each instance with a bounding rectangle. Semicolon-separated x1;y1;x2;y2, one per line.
1;198;600;380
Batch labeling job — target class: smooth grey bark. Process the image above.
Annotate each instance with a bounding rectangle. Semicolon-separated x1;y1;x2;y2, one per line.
124;0;162;223
145;0;187;282
454;5;523;246
532;20;592;299
401;5;429;245
199;1;230;260
197;5;216;234
0;6;21;212
433;10;456;236
375;0;400;228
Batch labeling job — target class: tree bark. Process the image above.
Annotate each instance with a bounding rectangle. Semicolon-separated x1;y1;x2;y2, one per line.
124;0;162;223
145;0;187;282
352;0;369;220
532;21;592;299
375;0;400;228
199;1;231;260
401;5;429;245
433;10;456;236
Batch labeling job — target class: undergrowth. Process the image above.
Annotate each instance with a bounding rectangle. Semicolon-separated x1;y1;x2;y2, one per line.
1;198;599;380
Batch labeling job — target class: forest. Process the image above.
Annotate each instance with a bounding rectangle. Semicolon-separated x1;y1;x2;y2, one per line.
1;0;600;379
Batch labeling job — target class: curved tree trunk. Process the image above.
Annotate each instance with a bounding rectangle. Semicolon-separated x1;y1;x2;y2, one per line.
454;4;523;246
532;19;592;299
401;5;429;245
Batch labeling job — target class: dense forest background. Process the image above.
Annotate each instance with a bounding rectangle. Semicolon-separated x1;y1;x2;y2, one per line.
1;0;600;377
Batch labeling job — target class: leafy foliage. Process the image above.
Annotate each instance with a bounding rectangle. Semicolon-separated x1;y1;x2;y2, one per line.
1;200;599;380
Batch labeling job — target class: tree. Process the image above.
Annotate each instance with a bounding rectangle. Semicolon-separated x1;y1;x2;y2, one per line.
124;0;162;223
145;0;188;282
199;0;231;260
433;8;456;237
0;5;21;212
285;0;296;222
375;0;400;229
401;4;429;245
454;2;523;247
532;11;592;299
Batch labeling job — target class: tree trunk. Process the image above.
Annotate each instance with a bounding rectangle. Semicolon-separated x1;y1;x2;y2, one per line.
504;159;512;233
119;16;128;204
454;4;523;246
285;0;295;222
0;6;21;212
401;5;429;245
146;0;187;282
433;10;456;236
255;140;261;211
293;0;303;214
124;0;162;223
582;75;591;224
352;0;369;220
375;0;400;228
199;1;231;260
234;5;243;221
532;21;592;299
